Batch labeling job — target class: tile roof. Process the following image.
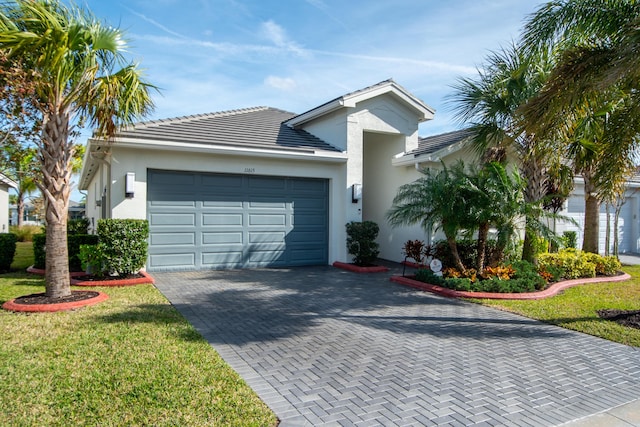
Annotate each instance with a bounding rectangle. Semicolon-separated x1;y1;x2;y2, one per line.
112;106;341;153
407;129;473;157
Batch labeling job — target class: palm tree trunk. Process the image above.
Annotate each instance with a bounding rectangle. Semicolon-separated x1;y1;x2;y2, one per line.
41;112;72;298
446;234;466;273
17;196;24;226
521;153;547;263
582;175;600;254
476;222;489;271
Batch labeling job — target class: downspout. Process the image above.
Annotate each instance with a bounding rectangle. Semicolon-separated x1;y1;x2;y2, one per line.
90;150;112;219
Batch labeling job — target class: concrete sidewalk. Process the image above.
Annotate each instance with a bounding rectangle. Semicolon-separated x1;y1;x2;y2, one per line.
154;264;640;426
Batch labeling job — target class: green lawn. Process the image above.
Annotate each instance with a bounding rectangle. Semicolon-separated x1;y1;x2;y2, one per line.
471;265;640;347
0;243;277;426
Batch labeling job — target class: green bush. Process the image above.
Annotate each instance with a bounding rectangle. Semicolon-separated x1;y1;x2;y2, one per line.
414;260;545;293
9;225;43;242
0;233;17;271
32;233;46;269
345;221;380;266
67;218;90;235
562;231;577;249
79;244;104;275
432;238;499;269
537;249;619;280
31;233;99;271
97;219;149;275
67;234;99;271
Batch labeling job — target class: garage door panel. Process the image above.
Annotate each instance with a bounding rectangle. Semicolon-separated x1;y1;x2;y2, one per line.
202;232;243;245
150;212;196;226
149;253;196;269
248;176;286;190
150;232;196;246
202;213;243;226
201;199;244;208
290;179;326;192
202;251;244;267
249;213;286;226
148;170;327;270
201;174;243;189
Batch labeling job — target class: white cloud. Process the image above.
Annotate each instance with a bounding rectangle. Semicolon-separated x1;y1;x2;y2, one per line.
264;76;297;91
260;20;306;56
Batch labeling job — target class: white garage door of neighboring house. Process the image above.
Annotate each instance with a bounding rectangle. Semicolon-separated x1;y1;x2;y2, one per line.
147;169;329;271
564;195;635;254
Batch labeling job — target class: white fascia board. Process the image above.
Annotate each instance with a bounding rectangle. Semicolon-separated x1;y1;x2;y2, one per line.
283;99;345;128
391;139;468;167
0;173;17;189
344;84;435;120
96;137;348;163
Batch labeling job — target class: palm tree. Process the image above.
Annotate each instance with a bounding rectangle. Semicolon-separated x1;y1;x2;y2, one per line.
0;0;154;298
521;0;640;253
387;162;473;273
447;44;557;262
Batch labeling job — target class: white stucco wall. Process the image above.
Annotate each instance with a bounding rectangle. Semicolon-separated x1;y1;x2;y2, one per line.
88;145;349;264
0;184;10;233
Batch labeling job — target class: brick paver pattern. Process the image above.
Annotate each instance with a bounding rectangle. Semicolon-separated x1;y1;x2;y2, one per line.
154;264;640;427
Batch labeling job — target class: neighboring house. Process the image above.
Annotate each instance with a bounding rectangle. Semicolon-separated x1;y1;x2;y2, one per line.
79;79;639;272
0;173;17;233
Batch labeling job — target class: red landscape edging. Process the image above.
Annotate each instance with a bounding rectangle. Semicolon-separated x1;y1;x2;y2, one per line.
333;261;390;273
390;272;632;300
2;291;109;313
71;271;155;286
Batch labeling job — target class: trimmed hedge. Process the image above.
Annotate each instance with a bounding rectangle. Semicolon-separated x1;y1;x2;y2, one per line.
33;233;46;269
0;233;17;271
97;219;149;275
346;221;380;266
32;233;100;271
68;234;99;271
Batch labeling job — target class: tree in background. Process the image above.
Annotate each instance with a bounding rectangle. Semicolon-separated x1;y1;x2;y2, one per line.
0;0;154;299
521;0;640;253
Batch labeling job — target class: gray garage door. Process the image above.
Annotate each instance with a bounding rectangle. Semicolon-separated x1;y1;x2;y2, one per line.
147;170;328;271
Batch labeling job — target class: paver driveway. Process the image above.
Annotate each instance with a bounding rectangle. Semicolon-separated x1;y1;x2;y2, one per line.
154;264;640;426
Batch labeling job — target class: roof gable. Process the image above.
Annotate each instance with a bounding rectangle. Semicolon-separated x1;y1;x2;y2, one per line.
284;79;435;128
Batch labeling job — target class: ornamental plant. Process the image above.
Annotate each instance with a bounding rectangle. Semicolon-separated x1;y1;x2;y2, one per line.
346;221;380;266
97;219;149;276
0;233;17;271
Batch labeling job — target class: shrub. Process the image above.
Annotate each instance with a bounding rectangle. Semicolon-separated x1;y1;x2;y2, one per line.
402;240;433;265
97;219;149;275
414;260;545;293
67;234;99;271
31;233;99;271
433;238;499;269
79;244;104;275
562;231;577;249
67;218;90;235
0;233;17;271
345;221;380;266
537;249;620;280
9;225;44;242
33;233;46;269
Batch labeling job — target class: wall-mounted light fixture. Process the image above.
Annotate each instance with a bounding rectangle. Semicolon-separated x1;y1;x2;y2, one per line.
351;183;362;203
125;172;135;198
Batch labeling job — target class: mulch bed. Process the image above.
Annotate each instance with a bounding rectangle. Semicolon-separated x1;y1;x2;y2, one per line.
597;309;640;330
11;291;100;305
72;273;145;282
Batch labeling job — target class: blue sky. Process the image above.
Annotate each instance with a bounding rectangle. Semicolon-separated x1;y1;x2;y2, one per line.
83;0;543;137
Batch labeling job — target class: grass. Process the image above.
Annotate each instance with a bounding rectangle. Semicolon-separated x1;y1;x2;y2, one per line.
11;241;35;271
470;265;640;347
0;243;277;426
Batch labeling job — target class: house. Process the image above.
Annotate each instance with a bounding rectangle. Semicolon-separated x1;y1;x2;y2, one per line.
0;173;17;233
79;79;639;271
